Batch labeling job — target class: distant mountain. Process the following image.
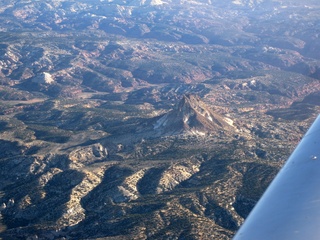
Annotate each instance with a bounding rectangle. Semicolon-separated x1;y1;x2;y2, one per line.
153;94;235;136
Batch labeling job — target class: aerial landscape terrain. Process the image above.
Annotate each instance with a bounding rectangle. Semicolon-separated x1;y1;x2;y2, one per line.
0;0;319;239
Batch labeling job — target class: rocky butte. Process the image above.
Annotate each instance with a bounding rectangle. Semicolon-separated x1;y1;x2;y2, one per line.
153;94;235;136
0;0;319;239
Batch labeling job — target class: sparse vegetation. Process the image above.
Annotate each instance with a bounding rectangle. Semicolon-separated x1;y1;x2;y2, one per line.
0;0;319;239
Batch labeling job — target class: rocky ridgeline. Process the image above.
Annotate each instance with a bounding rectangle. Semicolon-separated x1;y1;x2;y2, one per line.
156;162;201;193
0;85;317;239
0;133;252;239
0;0;319;239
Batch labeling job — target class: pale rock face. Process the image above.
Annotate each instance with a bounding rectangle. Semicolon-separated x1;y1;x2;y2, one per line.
232;0;264;7
57;171;106;227
99;163;201;203
154;114;169;129
32;72;55;84
69;144;108;164
130;0;166;6
0;203;6;211
156;163;201;193
224;117;234;126
38;168;63;187
117;169;147;202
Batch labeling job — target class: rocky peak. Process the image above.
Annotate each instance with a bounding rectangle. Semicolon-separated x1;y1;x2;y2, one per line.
154;94;235;136
177;94;211;117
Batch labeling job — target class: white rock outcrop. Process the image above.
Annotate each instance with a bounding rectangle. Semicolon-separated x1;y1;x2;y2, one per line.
32;72;55;84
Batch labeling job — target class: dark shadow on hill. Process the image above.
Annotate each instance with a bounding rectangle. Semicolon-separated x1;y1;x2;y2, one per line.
179;157;233;189
267;102;315;121
73;166;141;238
0;154;84;238
15;81;65;98
137;167;167;195
0;121;8;131
301;91;320;106
81;165;134;209
233;162;278;219
205;200;238;231
0;139;26;159
1;170;84;230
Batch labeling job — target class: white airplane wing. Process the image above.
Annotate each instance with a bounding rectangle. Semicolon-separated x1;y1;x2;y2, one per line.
234;114;320;240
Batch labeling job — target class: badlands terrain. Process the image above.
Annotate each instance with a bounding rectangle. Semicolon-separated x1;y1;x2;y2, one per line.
0;0;320;239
